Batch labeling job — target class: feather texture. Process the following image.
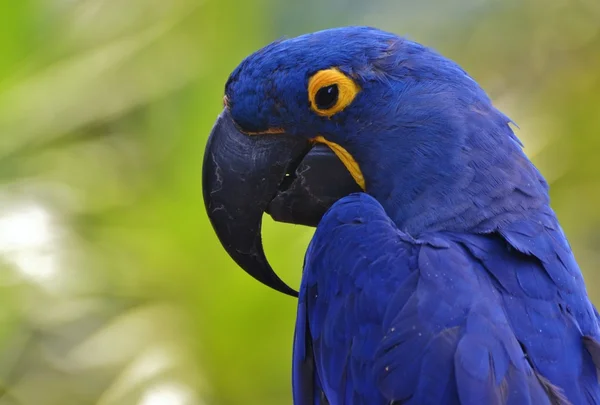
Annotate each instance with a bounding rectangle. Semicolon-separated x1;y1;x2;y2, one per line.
292;194;600;405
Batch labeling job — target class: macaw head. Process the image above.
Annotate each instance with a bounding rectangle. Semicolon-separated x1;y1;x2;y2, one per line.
203;26;548;295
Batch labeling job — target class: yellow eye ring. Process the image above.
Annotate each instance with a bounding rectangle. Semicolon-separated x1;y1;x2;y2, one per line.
308;68;360;117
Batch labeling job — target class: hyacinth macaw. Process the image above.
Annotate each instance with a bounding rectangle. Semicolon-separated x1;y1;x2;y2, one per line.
202;27;600;404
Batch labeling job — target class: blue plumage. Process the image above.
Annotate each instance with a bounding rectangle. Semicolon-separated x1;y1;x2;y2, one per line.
224;26;600;404
296;194;598;404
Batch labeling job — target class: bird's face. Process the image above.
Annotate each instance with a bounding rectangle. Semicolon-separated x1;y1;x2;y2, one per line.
203;27;545;295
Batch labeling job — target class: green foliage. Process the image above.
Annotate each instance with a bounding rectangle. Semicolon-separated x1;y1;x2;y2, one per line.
0;1;598;404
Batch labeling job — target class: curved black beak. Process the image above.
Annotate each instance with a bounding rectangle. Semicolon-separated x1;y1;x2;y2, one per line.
202;110;361;296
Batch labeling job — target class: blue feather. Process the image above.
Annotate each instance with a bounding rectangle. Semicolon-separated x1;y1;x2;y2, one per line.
292;194;600;404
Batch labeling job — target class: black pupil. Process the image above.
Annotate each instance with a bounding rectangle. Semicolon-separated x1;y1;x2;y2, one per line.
315;84;339;110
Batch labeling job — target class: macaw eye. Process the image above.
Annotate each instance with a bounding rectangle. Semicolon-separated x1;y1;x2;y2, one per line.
308;68;360;117
315;85;339;110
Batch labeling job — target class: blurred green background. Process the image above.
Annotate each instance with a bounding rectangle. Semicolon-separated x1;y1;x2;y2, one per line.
0;0;599;404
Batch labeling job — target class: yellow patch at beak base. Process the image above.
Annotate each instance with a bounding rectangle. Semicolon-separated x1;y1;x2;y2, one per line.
312;136;365;191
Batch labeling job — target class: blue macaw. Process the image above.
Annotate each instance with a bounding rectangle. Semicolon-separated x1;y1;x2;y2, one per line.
203;27;600;404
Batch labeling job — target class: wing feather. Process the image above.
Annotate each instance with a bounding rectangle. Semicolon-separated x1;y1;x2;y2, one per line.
292;194;600;404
